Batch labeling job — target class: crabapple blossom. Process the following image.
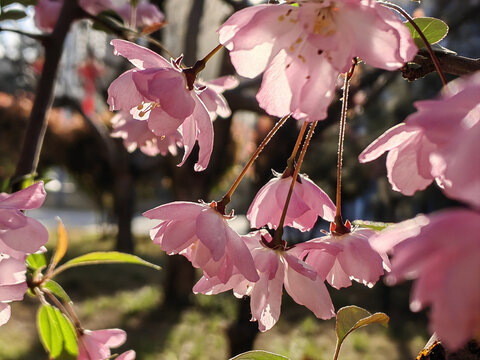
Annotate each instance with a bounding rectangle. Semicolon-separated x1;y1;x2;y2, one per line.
110;111;182;157
218;0;417;121
77;328;128;360
359;72;480;208
0;182;48;327
143;201;259;283
116;350;136;360
116;0;165;28
194;230;337;331
108;40;237;171
247;172;336;231
371;209;480;350
196;76;239;121
34;0;113;31
300;224;387;289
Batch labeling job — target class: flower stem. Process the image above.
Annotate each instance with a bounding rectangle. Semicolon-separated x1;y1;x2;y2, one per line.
274;121;317;246
285;121;308;174
217;115;290;214
184;44;224;89
380;1;448;86
334;60;356;233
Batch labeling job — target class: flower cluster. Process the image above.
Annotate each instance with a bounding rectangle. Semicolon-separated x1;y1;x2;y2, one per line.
145;169;387;331
218;0;417;121
0;182;48;327
107;40;237;171
359;72;480;208
34;0;164;32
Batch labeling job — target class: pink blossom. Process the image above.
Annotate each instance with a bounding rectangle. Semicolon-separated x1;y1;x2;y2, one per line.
0;182;48;254
107;40;216;171
0;182;48;327
359;73;480;207
143;201;259;283
116;0;165;28
197;76;239;120
371;209;480;350
34;0;62;31
34;0;112;31
194;231;336;331
247;172;336;231
300;226;387;289
111;111;182;157
218;1;416;121
78;328;127;360
116;350;136;360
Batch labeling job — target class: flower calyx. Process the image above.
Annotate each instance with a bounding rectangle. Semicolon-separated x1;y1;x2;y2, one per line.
330;215;351;236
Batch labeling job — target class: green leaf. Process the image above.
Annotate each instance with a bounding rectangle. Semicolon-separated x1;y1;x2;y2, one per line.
334;306;389;359
57;251;161;273
0;9;27;20
42;280;72;303
91;9;126;35
351;220;393;231
230;350;289;360
37;305;78;359
405;17;449;48
37;305;64;358
26;253;47;270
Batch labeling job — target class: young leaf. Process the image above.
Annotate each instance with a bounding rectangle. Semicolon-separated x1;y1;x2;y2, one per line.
37;304;78;359
230;350;289;360
42;280;72;303
334;306;389;360
351;220;393;231
55;251;161;274
405;17;449;48
26;253;47;270
37;305;63;358
52;218;68;267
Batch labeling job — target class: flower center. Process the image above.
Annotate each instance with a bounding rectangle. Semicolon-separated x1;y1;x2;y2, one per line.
313;6;337;36
133;102;160;119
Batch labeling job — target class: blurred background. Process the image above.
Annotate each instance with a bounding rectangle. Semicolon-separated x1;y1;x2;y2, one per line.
0;0;479;358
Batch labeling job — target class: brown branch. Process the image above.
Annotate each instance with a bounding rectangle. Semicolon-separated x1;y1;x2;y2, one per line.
11;0;83;190
401;51;480;81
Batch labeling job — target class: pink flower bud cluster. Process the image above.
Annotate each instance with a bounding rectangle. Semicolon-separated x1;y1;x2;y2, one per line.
0;182;48;327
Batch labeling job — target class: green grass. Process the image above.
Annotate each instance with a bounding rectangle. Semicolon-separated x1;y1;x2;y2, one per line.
0;231;429;359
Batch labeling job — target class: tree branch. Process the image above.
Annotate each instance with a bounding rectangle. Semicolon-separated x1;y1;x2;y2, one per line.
401;50;480;81
11;0;83;190
0;27;47;42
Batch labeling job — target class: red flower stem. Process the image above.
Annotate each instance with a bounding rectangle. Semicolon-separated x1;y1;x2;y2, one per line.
274;121;317;246
380;1;448;86
218;115;290;211
185;44;224;89
286;121;308;171
334;61;357;231
44;289;83;332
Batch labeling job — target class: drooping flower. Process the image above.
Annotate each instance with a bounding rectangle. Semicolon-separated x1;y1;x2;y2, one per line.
108;40;221;171
218;0;417;121
194;230;337;331
300;224;387;289
143;201;259;283
247;172;336;231
0;182;48;327
110;111;183;157
116;0;165;28
359;72;480;208
77;328;128;360
34;0;113;31
371;209;480;350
